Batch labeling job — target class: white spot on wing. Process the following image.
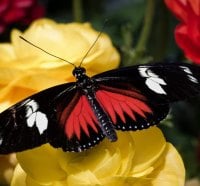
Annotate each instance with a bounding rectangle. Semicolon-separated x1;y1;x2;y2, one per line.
180;66;192;74
188;75;198;83
146;79;167;95
139;66;149;78
180;66;198;83
27;112;48;134
26;100;39;117
0;138;3;145
27;113;36;127
25;99;48;134
139;66;167;95
35;112;48;134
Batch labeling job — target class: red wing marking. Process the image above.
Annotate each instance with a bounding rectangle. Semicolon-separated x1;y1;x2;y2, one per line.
96;90;152;124
62;95;98;140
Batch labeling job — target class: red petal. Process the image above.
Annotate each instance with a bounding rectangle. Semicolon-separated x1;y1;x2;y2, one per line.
165;0;200;64
164;0;188;22
175;25;200;63
188;0;200;15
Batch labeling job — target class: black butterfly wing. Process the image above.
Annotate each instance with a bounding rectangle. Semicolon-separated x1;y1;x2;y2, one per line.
0;82;105;154
93;63;200;131
0;83;77;154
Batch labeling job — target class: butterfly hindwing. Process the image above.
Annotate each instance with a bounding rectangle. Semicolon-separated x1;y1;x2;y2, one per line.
51;92;105;152
95;85;169;131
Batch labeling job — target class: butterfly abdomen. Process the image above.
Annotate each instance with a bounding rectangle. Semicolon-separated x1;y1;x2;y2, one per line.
86;93;117;142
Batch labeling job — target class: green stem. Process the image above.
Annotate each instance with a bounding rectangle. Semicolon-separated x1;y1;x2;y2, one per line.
73;0;83;22
135;0;155;55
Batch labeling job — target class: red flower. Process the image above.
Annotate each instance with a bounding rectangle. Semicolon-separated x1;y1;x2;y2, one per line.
165;0;200;64
0;0;45;34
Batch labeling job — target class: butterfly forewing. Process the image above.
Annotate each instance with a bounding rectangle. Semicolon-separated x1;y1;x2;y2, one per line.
94;63;200;103
0;83;76;154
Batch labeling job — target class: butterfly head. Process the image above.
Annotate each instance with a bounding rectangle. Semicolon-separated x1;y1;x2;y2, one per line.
72;67;86;80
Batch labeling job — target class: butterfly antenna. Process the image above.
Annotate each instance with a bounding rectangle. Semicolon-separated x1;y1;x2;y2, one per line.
19;36;76;67
79;20;108;67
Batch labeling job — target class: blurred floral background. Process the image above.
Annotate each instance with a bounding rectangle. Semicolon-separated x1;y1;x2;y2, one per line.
0;0;200;185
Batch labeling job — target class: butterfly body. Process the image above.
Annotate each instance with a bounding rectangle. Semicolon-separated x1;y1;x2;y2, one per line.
73;67;117;142
0;63;200;153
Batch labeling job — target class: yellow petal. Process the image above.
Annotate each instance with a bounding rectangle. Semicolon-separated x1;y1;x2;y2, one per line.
130;127;166;176
11;164;26;186
67;170;101;186
12;165;68;186
15;129;185;186
57;131;134;178
149;143;185;186
16;144;66;183
0;43;16;61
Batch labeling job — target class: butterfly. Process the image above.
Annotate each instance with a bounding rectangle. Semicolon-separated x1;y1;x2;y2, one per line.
0;52;200;154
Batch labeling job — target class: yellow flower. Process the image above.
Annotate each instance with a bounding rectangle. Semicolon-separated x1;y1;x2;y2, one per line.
0;18;120;111
11;127;185;186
